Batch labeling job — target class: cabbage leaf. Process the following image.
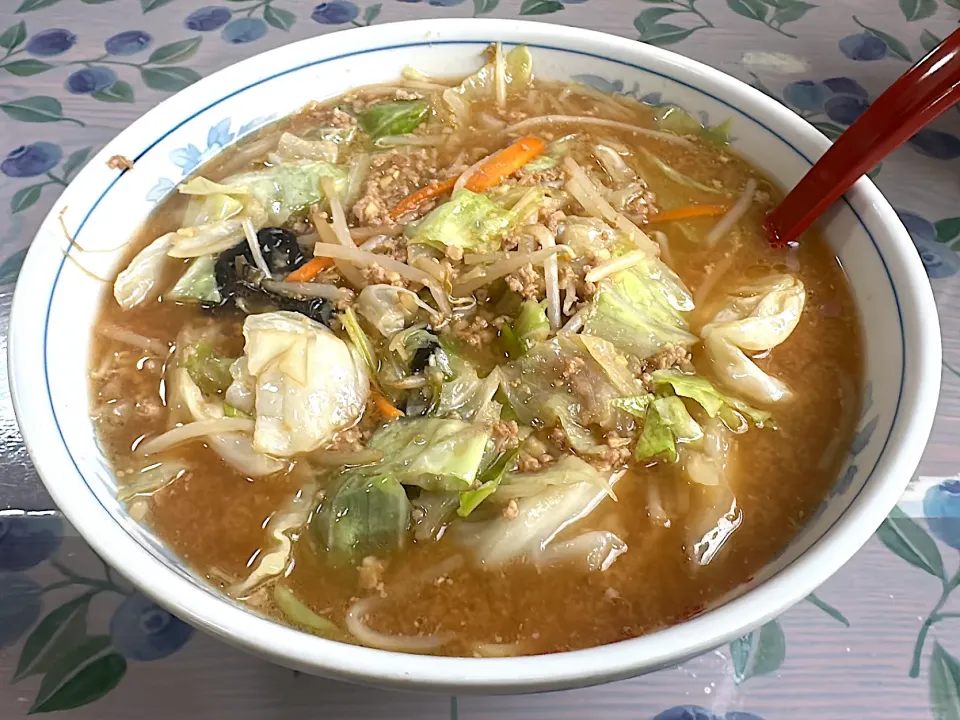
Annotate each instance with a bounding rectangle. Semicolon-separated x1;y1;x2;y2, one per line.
582;257;697;359
457;447;520;517
651;368;771;427
452;463;618;567
407;189;513;252
513;300;549;352
310;469;411;566
443;45;533;122
358;100;429;140
113;233;174;310
180;160;346;225
702;275;805;405
634;396;702;462
242;311;369;456
368;417;490;492
166;255;221;304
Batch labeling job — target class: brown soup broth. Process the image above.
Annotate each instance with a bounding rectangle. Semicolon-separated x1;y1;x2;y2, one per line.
91;73;862;656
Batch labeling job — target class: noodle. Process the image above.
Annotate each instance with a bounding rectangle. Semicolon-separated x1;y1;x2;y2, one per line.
584;249;648;283
525;225;562;330
98;325;170;356
312;242;452;316
452;245;575;296
705;178;758;247
242;218;271;278
138;418;255;455
504;115;694;146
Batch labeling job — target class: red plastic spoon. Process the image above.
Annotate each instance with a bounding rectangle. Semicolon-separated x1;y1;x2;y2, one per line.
765;27;960;247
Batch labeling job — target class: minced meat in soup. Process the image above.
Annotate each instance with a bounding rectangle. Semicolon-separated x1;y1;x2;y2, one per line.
91;44;862;657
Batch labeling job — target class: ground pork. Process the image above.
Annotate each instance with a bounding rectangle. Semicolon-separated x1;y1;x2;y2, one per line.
501;499;519;520
543;209;565;235
623;185;657;220
505;263;544;301
351;148;439;226
629;344;694;391
590;444;633;473
451;315;496;350
558;263;596;309
302;104;355;128
518;450;555;473
361;263;405;287
358;556;387;594
328;425;364;453
515;165;565;187
491;420;520;452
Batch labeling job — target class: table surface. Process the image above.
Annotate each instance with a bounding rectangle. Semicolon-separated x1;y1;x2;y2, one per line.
1;1;960;718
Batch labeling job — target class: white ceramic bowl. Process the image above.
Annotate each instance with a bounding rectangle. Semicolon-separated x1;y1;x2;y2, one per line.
8;19;942;694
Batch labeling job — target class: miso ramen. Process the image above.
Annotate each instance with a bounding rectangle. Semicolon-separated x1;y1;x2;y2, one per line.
91;44;862;657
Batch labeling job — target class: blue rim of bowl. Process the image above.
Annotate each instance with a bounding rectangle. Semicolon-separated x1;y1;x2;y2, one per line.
42;37;904;669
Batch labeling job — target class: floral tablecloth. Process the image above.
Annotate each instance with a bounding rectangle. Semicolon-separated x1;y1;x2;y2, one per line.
2;1;959;718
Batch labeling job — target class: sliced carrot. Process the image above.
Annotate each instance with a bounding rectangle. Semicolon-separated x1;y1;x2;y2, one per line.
372;390;405;420
647;204;729;224
285;256;334;283
464;136;545;193
389;175;458;220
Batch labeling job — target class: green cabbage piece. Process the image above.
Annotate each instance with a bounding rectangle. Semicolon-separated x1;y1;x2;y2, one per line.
519;134;575;174
181;161;347;225
634;396;702;462
166;255;221;304
430;349;500;422
368;417;490;491
407;189;513;252
513;300;549;352
582;258;697;359
576;335;646;396
457;447;520;517
182;342;234;396
498;337;625;437
650;368;771;427
652;105;731;146
493;455;614;501
611;393;653;419
183;192;244;228
273;585;348;641
443;45;533;122
340;307;378;377
358;100;429;140
636;145;726;195
310;470;411;566
521;155;557;173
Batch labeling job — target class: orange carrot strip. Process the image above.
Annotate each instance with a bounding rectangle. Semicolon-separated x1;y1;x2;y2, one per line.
389;175;458;220
647;204;729;224
464;136;545;193
373;390;404;420
285;256;334;282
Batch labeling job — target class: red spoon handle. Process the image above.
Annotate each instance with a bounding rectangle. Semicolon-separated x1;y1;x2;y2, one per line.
766;27;960;247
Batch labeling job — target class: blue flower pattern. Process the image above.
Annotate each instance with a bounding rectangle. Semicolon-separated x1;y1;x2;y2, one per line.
110;593;194;661
147;115;274;203
923;480;960;551
0;575;42;650
653;708;765;720
0;513;63;571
